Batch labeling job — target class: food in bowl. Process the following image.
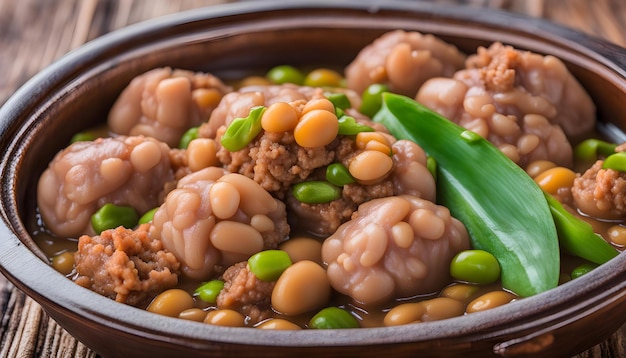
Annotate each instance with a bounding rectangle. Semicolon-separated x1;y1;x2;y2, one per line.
29;28;622;331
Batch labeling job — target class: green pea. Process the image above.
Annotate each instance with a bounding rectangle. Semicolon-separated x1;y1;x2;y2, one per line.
248;250;292;281
450;249;501;284
91;203;139;234
325;163;355;186
179;126;199;149
220;106;266;152
194;280;225;303
309;307;359;329
359;83;389;118
337;115;374;136
138;207;158;224
324;92;351;111
267;65;305;85
292;181;341;204
571;263;598;279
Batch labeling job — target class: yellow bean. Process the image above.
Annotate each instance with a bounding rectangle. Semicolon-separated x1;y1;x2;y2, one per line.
238;76;272;87
278;237;323;265
348;150;394;182
384;302;426;326
256;318;302;330
301;98;335;115
607;225;626;247
187;138;219;172
356;132;392;155
210;220;264;256
534;167;577;194
218;173;278;215
51;251;75;275
294;109;339;148
526;160;557;179
421;297;466;321
271;260;330;316
261;102;299;133
440;283;479;304
147;289;194;317
303;68;343;87
204;309;246;327
466;291;516;313
409;208;445;240
250;214;275;233
390;221;414;248
209;181;241;219
192;88;223;109
130;140;163;173
179;308;208;322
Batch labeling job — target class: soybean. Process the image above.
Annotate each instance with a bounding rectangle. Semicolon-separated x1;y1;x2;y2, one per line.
256;318;302;330
294;109;339;148
51;251;75;275
534;167;577;195
348;150;393;182
147;289;194;317
179;308;207;322
267;65;305;85
204;309;246;327
303;68;343;88
187;138;219;171
278;237;323;265
466;291;516;313
179;126;199;149
272;260;331;316
261;102;299;133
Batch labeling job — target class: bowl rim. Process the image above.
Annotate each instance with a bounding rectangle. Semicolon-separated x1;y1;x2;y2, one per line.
0;0;625;351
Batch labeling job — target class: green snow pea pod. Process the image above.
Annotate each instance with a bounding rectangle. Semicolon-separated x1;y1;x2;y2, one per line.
545;193;618;265
374;93;559;297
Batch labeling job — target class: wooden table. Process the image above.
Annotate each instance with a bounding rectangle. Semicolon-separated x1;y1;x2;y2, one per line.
1;0;625;357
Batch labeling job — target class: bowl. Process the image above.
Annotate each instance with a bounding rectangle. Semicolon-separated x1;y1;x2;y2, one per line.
1;1;625;357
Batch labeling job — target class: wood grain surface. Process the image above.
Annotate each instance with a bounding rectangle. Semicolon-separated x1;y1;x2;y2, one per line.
1;0;625;357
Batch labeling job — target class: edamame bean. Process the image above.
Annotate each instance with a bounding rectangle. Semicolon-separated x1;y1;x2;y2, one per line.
138;207;158;224
292;181;341;204
267;65;305;85
309;307;359;329
450;250;500;284
248;250;292;281
571;263;598;279
195;280;225;303
359;83;389;117
179;126;199;149
147;289;194;317
325;163;355;186
91;203;139;234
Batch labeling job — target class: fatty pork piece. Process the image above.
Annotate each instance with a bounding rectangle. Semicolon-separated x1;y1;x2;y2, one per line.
417;42;595;168
216;261;275;324
345;30;466;97
288;138;436;237
37;136;174;238
150;167;290;280
572;145;626;220
73;224;181;306
108;67;232;147
322;195;470;306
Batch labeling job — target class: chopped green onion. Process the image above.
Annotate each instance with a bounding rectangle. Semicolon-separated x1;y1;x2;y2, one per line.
337;115;374;136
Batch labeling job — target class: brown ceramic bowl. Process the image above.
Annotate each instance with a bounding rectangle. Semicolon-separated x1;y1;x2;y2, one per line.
1;1;625;357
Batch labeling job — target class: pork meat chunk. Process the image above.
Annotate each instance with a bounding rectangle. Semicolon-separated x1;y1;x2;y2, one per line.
572;159;626;220
150;167;290;280
322;195;469;305
73;224;181;306
216;261;275;324
108;67;231;147
417;42;595;167
345;30;466;97
37;136;174;238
